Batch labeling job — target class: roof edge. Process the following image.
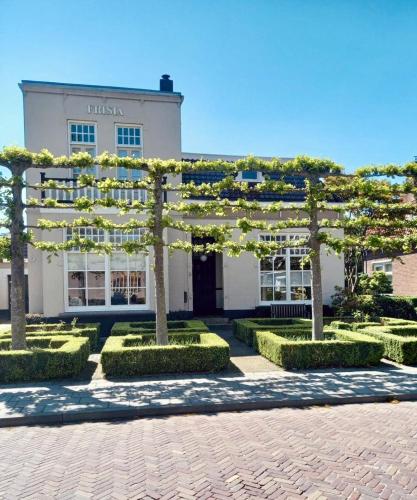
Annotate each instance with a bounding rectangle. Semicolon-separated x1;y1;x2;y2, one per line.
19;80;183;98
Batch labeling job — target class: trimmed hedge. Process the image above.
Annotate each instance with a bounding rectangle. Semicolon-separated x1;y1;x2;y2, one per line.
380;317;417;326
233;318;311;346
0;336;90;383
358;326;417;365
0;323;100;351
254;329;383;370
101;332;229;376
111;320;208;336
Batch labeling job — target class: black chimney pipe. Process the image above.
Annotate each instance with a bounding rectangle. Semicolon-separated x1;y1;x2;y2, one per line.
160;74;173;92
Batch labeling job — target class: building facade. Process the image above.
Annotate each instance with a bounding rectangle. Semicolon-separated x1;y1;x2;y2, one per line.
21;77;344;319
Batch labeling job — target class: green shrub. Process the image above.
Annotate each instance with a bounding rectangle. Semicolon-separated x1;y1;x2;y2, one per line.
233;318;311;346
358;326;417;365
101;332;229;376
380;317;417;326
254;329;383;370
0;336;90;383
329;320;353;330
111;320;208;336
0;323;100;351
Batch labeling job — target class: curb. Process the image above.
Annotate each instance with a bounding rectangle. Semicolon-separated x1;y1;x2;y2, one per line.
2;392;417;428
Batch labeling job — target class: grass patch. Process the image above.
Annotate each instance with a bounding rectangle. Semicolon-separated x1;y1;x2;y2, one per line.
111;320;208;336
254;329;383;370
101;332;229;376
0;336;90;383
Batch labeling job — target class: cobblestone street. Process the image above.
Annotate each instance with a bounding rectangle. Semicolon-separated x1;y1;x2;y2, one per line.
1;401;417;499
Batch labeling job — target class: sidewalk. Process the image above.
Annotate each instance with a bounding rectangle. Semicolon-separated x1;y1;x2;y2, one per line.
2;361;417;427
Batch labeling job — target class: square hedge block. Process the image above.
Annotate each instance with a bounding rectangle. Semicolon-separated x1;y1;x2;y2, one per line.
253;329;383;370
101;332;229;376
358;325;417;365
0;335;90;383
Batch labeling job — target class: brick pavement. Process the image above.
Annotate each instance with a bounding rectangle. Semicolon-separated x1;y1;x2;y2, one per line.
1;402;417;498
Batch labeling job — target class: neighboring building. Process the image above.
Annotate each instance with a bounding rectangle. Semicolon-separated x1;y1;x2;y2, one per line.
365;252;417;296
20;76;344;320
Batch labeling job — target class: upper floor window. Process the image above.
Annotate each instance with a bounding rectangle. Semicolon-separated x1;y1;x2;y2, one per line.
116;125;143;180
236;171;263;183
117;126;141;146
70;123;96;144
68;121;97;177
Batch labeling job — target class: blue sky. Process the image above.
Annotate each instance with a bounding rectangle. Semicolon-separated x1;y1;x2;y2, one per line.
1;0;417;171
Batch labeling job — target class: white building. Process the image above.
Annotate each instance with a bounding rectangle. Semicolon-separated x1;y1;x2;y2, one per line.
20;76;344;320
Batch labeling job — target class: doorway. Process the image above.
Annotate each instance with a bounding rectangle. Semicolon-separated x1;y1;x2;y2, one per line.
192;237;222;315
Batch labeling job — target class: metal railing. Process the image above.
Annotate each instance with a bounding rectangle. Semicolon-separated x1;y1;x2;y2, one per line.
39;175;147;203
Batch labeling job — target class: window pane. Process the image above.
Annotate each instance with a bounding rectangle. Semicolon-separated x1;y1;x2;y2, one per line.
242;170;258;180
68;289;86;307
274;289;286;301
129;288;146;305
261;287;273;301
274;272;286;291
88;288;105;306
129;271;146;288
260;272;273;286
111;288;128;305
87;271;105;288
291;287;306;301
260;258;273;271
290;271;303;286
111;271;128;288
273;256;286;271
385;263;392;272
68;271;85;288
68;253;85;271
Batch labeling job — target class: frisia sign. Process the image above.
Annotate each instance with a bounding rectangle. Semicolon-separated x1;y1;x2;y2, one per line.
87;104;124;116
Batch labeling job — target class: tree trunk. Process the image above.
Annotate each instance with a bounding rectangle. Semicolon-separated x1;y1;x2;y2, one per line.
308;185;324;341
152;174;168;345
10;167;27;350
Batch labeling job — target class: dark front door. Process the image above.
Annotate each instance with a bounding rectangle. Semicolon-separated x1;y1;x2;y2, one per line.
192;238;217;315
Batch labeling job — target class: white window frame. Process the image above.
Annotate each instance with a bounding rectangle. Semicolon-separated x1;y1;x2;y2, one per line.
68;120;98;177
115;124;143;180
236;170;264;183
258;233;312;305
63;228;149;312
371;259;393;283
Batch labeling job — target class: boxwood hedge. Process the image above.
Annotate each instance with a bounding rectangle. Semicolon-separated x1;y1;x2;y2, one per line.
101;332;229;376
233;318;312;346
0;336;90;383
358;325;417;365
111;320;208;336
253;329;383;370
0;323;100;352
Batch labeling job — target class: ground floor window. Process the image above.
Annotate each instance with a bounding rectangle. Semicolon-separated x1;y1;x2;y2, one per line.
65;228;147;310
259;233;311;303
371;260;393;283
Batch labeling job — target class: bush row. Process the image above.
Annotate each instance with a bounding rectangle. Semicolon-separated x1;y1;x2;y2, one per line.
253;329;383;370
233;318;311;346
359;326;417;365
0;336;90;383
101;332;229;376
